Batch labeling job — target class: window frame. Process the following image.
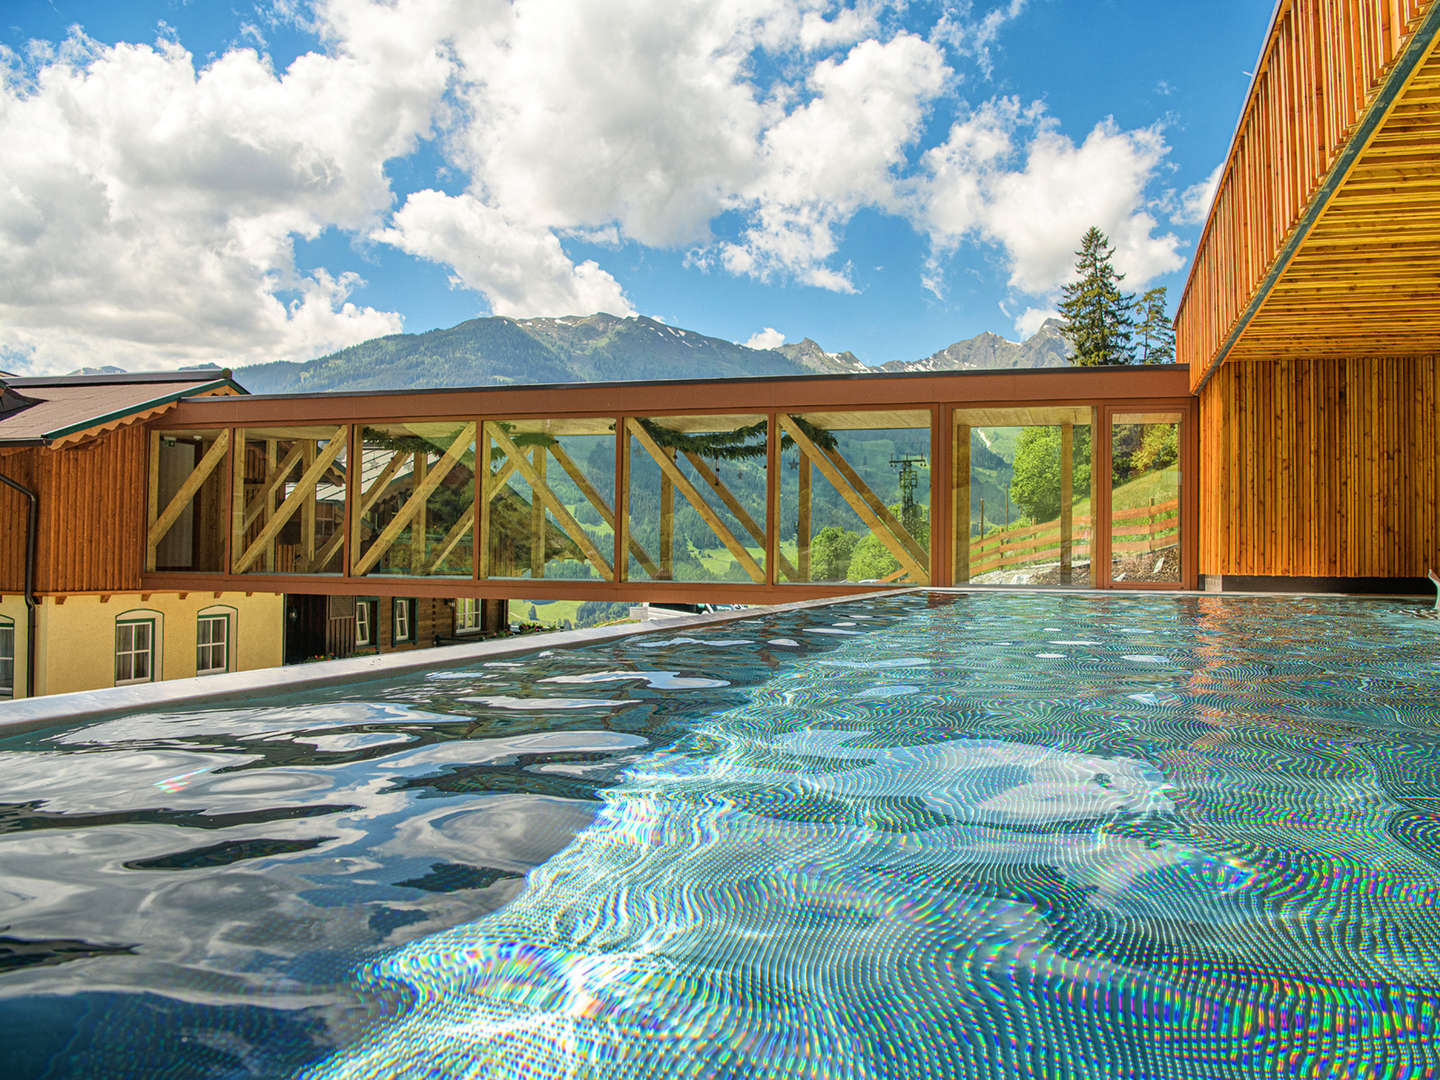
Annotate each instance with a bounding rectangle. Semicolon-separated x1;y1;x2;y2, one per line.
392;598;415;644
115;617;157;686
355;599;376;646
455;597;481;635
0;616;14;699
196;613;230;676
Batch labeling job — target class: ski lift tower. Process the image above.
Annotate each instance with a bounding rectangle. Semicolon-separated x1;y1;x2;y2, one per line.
889;454;929;537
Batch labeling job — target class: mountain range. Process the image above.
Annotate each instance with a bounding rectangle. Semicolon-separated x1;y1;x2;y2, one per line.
233;312;1075;395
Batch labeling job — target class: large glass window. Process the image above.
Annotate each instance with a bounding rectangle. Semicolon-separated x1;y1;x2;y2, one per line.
0;618;13;697
150;429;229;572
624;414;769;585
481;418;614;582
778;410;931;586
235;426;348;575
953;408;1094;587
196;613;229;675
1110;412;1182;584
354;422;476;578
115;619;155;685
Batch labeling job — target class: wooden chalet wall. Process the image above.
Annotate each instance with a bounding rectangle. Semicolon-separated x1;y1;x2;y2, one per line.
1176;0;1432;387
1199;356;1440;578
0;426;148;595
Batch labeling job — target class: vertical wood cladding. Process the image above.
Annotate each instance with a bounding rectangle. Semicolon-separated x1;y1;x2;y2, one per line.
1200;356;1440;577
376;597;452;651
0;427;148;594
1176;0;1432;382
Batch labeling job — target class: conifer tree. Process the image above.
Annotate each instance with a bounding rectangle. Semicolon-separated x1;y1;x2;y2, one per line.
1136;286;1176;364
1058;227;1136;365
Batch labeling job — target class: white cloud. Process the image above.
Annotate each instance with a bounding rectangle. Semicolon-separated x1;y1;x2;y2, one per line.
1173;162;1223;226
376;190;633;317
1014;305;1059;339
723;32;949;289
745;327;786;349
918;102;1184;312
0;10;451;373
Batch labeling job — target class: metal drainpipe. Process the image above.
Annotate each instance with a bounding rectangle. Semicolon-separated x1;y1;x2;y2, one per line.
0;470;38;698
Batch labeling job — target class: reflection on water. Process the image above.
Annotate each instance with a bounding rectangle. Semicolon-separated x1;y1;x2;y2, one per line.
2;594;1440;1078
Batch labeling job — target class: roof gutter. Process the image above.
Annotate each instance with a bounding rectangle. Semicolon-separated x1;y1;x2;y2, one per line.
0;469;38;698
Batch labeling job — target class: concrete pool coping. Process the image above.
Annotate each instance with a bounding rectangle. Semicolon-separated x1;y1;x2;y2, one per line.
1;585;1429;733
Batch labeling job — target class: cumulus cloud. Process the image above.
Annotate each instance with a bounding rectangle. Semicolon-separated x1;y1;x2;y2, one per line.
1173;163;1223;226
917;99;1185;333
0;10;447;372
376;191;633;317
745;327;787;349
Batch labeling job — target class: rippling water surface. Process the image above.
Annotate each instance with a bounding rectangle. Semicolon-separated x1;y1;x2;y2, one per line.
3;593;1440;1079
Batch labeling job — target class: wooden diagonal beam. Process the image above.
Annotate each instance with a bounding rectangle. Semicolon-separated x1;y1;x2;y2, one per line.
682;450;799;582
242;440;306;533
314;446;408;571
779;415;928;584
627;420;764;584
548;442;659;577
428;506;474;573
353;424;475;576
147;430;231;554
489;424;611;579
233;430;346;573
820;437;930;569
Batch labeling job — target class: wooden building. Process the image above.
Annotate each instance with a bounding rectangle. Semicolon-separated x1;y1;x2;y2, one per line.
1176;0;1440;590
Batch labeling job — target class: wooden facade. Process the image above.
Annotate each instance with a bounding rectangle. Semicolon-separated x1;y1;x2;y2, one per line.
1176;0;1439;387
0;426;150;594
1199;356;1440;578
1177;0;1440;584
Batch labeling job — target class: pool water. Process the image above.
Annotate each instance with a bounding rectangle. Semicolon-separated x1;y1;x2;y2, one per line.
2;592;1439;1078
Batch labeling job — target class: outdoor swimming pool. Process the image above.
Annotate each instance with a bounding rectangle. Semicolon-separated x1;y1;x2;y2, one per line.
1;592;1438;1078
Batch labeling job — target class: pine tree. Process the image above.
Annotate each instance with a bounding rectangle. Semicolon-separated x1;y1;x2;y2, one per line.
1136;286;1175;364
1058;227;1136;366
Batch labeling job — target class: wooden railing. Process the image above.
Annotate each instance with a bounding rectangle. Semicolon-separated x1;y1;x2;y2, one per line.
966;497;1179;576
1175;0;1433;385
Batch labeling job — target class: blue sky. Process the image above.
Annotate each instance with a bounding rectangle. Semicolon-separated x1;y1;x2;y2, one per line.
0;1;1271;374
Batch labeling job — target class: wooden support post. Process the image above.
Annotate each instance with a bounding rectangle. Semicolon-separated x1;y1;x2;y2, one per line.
1060;422;1074;585
342;424;359;577
765;415;778;586
798;455;811;582
478;425;492;578
779;416;928;584
954;423;970;583
627;419;764;583
1092;407;1104;583
230;428;247;572
659;448;674;580
412;451;428;574
301;440;317;572
530;444;545;578
615;420;631;583
146;429;161;572
263;440;278;573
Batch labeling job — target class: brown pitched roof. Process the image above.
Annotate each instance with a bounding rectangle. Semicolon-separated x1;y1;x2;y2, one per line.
0;371;245;446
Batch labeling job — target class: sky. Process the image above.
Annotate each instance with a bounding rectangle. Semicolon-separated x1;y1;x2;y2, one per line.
0;0;1273;375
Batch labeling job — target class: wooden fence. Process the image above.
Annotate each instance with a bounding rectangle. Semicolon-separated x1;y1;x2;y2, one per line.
967;497;1179;576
